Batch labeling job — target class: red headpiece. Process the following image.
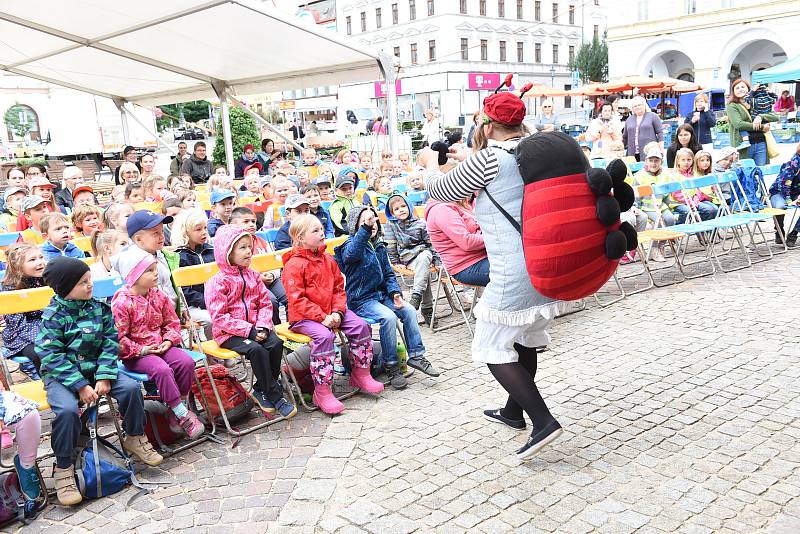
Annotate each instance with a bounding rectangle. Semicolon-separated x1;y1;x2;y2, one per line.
482;73;528;126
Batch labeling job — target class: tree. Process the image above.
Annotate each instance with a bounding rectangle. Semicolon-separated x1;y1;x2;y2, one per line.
212;106;261;166
156;100;210;130
4;104;33;139
569;36;608;84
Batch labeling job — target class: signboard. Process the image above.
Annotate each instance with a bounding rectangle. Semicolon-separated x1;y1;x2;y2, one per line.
279;100;296;110
374;80;402;98
468;73;501;90
571;71;582;88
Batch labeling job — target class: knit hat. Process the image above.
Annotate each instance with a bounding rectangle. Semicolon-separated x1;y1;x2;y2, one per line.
483;92;527;126
43;256;90;298
115;246;157;286
718;146;737;160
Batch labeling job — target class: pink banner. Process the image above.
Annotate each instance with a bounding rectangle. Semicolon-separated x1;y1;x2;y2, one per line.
468;73;501;90
374;80;402;98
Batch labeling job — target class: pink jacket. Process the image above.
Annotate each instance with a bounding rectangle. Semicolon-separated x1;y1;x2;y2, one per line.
205;225;274;345
424;200;487;275
111;286;183;360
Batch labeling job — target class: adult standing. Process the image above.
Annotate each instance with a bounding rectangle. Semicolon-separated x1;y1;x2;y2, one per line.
256;139;275;175
684;93;716;153
726;78;778;165
288;121;304;157
584;102;622;158
420;109;441;147
420;91;563;459
371;117;387;135
622;96;664;161
139;154;156;182
534;99;561;133
170;142;189;176
234;144;259;178
466;111;481;148
114;146;140;185
179;141;213;183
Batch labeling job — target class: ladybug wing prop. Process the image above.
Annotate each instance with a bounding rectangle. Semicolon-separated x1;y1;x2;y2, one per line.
514;132;637;301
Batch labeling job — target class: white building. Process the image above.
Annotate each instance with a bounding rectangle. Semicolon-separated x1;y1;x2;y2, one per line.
606;0;800;91
292;0;607;129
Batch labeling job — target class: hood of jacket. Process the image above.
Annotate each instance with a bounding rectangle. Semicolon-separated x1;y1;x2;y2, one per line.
281;245;327;266
384;193;415;223
423;198;446;220
213;224;252;274
346;204;381;237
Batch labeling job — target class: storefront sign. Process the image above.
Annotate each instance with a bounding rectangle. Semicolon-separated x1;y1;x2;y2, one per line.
374;80;402;98
279;100;296;110
468;73;501;90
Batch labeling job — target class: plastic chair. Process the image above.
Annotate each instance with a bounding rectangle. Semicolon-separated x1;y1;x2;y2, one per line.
72;235;92;254
324;236;347;254
0;232;21;247
92;276;124;299
134;201;163;212
255;229;280;247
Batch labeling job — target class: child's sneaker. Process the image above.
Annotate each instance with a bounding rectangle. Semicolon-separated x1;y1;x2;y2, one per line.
14;455;44;516
407;356;441;377
274;398;297;419
251;389;277;414
122;434;164;466
384;364;408;389
421;307;434;326
53;465;82;506
408;292;422;310
177;411;205;439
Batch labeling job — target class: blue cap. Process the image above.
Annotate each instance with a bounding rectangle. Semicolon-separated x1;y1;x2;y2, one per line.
127;210;173;238
210;189;236;204
579;141;591;148
314;176;332;186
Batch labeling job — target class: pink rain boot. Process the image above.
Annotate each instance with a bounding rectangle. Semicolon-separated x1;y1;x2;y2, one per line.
349;367;385;395
1;429;13;449
312;384;344;415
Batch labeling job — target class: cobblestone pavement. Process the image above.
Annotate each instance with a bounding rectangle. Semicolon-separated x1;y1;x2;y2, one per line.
10;247;800;533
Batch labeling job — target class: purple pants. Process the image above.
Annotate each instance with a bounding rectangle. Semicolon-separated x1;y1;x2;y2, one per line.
293;309;373;386
123;347;195;407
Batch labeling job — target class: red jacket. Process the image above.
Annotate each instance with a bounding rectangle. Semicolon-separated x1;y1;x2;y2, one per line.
281;246;347;324
205;225;274;345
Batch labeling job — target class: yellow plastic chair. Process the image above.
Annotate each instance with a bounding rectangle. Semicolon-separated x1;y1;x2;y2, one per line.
238;196;257;206
195;191;211;203
20;229;45;245
72;235;92;254
324;236;347;255
134;201;163;212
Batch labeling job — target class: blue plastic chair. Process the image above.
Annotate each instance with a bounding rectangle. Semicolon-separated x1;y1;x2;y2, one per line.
739;159;756;169
406;191;429;206
628;162;644;173
0;232;20;247
92;276;124;299
0;270;4;283
321;201;333;211
279;205;286;217
256;228;280;245
591;159;607;168
394;183;408;193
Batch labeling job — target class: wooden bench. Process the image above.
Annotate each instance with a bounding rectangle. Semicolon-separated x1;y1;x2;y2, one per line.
73;160;98;180
46;159;65;182
103;159;124;174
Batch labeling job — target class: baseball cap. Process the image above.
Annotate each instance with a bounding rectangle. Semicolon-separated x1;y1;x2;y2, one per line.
4;187;27;202
314;176;332;186
336;166;358;189
126;210;174;238
258;176;272;188
72;185;94;199
244;162;263;174
210;189;236;204
22;195;48;212
285;193;310;210
644;148;663;161
28;176;55;189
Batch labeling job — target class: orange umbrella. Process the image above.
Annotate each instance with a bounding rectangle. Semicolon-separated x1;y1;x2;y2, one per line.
568;84;609;96
522;84;570;97
596;75;678;93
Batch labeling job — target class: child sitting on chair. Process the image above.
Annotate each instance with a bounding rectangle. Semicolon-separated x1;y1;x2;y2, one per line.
71;204;102;238
0;386;44;518
281;214;384;415
1;243;47;376
112;247;204;440
335;206;440;390
384;194;435;324
205;225;296;418
302;184;335;238
89;229;129;280
39;212;84;261
37;257;162;507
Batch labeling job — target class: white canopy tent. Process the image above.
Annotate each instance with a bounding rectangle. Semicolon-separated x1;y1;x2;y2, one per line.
0;0;399;171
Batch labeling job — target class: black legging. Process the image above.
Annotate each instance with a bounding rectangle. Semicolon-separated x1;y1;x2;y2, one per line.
221;332;284;403
17;343;42;373
487;344;555;431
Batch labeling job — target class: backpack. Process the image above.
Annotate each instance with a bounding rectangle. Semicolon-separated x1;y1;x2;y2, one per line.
732;166;765;212
0;472;34;526
189;364;254;425
143;398;180;450
74;407;148;501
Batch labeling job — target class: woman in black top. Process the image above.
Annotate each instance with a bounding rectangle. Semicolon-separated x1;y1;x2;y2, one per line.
666;123;701;168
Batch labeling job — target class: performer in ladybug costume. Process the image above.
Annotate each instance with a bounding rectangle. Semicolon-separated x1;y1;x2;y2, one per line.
419;74;634;460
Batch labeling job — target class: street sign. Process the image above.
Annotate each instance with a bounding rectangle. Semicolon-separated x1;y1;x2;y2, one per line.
571;71;582;88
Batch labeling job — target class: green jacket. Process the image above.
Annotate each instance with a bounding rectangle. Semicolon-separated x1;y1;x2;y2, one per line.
161;248;183;315
329;195;356;236
726;102;778;159
36;296;119;392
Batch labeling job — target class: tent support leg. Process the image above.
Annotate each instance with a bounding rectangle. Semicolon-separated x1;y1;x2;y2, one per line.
120;104;177;156
113;98;131;146
378;53;399;156
227;95;302;152
213;83;236;177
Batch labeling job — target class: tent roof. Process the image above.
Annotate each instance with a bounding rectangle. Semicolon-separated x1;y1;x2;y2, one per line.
752;55;800;84
0;0;385;106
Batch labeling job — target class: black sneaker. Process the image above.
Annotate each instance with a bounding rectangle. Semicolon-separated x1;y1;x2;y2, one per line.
516;420;563;460
787;231;798;247
421;307;434;326
407;356;441;377
384;364;408;389
409;292;422;310
483;409;526;431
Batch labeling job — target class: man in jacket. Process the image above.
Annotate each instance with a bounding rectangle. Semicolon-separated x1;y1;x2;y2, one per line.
179;141;213;183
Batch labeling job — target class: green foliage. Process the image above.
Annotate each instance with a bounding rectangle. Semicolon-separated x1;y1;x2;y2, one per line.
15;157;46;167
156;101;210;130
569;37;609;84
212;107;261;166
4;104;33;139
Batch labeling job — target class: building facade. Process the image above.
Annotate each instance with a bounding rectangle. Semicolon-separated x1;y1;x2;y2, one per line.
607;0;800;91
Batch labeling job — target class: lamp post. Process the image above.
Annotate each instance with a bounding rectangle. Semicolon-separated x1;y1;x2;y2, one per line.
549;65;556;87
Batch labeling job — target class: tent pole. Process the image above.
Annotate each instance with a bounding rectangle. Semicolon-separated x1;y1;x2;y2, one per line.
213;83;236;177
113;98;131;145
120;105;177;156
227;95;302;152
378;53;399;155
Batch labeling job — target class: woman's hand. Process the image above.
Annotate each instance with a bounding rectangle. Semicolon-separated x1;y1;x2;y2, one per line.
753;115;763;129
762;123;771;133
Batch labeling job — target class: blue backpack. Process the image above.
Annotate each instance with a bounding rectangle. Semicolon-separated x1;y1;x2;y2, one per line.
732;166;765;212
74;408;150;501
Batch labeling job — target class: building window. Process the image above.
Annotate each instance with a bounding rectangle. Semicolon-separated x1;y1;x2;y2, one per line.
636;0;647;21
498;0;505;17
392;3;398;23
594;0;599;4
409;0;416;20
460;0;467;13
428;0;434;16
461;38;469;60
346;16;352;35
394;46;400;58
552;2;558;22
499;41;507;61
593;24;599;40
376;8;382;28
480;0;487;15
534;1;541;21
360;11;366;32
481;39;488;61
568;4;574;24
684;0;696;14
411;43;418;64
517;41;524;62
564;85;572;108
535;42;541;63
569;45;575;64
516;0;523;19
552;43;559;63
429;40;436;61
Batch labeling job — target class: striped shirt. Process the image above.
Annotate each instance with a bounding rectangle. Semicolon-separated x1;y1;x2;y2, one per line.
426;148;500;202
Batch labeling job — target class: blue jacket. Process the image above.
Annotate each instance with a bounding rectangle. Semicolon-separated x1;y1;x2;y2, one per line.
313;206;335;238
769;154;800;199
334;206;401;309
41;241;85;261
176;243;215;308
207;218;225;238
274;220;292;251
684;110;716;144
